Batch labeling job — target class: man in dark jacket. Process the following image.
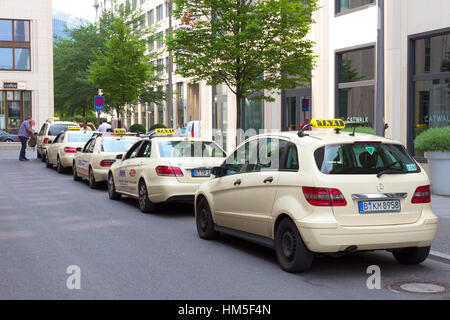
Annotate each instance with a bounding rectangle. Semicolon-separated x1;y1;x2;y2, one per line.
18;117;33;161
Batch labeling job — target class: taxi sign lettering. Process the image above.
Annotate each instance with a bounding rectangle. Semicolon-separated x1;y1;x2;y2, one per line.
48;118;60;121
154;128;175;135
311;119;346;129
114;128;127;135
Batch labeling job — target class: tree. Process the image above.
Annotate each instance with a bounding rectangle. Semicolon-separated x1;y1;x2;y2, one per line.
54;24;105;120
88;4;161;122
167;0;319;130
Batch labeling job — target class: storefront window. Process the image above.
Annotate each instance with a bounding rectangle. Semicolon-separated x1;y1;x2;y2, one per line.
243;97;264;133
23;91;31;120
0;91;5;130
412;31;450;156
337;47;375;127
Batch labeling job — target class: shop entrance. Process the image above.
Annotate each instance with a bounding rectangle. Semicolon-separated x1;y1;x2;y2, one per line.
0;91;31;133
282;88;312;131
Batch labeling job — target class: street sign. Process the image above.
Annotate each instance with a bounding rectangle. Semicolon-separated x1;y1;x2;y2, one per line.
302;98;310;112
94;96;104;111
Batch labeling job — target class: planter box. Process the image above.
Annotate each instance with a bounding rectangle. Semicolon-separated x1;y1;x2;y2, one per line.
425;152;450;196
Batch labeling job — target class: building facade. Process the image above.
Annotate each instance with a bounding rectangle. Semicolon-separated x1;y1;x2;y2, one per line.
0;0;54;134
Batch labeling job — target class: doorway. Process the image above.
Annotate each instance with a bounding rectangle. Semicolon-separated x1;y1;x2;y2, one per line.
282;88;312;131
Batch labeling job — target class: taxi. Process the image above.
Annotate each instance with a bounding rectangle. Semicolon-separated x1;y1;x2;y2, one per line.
194;119;438;273
107;128;226;213
36;118;81;162
73;129;141;188
45;127;94;173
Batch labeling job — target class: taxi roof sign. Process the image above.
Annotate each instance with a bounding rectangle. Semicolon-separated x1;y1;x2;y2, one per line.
114;128;127;135
310;119;346;129
154;128;175;136
47;117;60;122
67;126;81;131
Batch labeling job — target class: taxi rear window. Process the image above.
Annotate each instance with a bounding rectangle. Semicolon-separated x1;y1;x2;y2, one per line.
48;124;71;136
67;133;93;143
314;143;420;175
102;139;137;152
158;141;225;158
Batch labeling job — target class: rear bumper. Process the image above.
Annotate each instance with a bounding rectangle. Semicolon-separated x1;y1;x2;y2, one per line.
60;154;76;168
148;181;199;203
93;168;109;182
296;209;438;253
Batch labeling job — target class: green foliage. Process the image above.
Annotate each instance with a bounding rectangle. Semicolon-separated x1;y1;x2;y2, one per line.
149;123;167;131
130;123;146;133
414;126;450;152
342;127;376;135
167;0;319;128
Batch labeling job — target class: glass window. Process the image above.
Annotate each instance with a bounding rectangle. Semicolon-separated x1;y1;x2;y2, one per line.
67;133;93;143
314;143;419;175
338;47;375;82
102;139;138;153
415;33;450;75
157;5;163;22
137;141;152;158
148;10;154;25
158;141;226;158
14;91;21;100
243;98;263;132
337;0;375;13
0;20;12;41
23;91;31;120
338;86;375;126
0;48;13;69
222;142;253;176
48;124;72;136
0;91;5;130
14;21;29;42
124;141;143;160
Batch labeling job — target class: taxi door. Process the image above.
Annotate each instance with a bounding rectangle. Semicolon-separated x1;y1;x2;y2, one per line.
77;138;95;178
117;141;144;194
48;132;64;164
125;140;151;196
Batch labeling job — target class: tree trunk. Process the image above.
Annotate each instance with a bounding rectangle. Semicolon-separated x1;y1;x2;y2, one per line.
236;93;243;144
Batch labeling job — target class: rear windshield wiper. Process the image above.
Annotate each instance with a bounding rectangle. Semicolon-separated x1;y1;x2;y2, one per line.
377;169;405;178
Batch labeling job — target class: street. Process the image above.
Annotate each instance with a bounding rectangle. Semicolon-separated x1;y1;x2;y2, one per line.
0;153;449;300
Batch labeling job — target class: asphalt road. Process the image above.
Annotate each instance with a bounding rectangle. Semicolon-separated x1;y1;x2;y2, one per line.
0;154;449;300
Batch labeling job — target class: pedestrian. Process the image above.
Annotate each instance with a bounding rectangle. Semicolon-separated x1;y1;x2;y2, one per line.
98;118;112;133
18;116;34;161
81;121;92;131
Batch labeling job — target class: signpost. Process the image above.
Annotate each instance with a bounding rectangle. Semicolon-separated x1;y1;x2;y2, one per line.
95;95;104;128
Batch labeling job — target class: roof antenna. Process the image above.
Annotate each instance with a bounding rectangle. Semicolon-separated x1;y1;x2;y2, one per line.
349;126;356;137
298;124;312;138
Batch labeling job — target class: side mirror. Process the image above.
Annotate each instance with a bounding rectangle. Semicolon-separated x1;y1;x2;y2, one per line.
211;166;225;177
34;132;38;136
76;147;82;152
116;154;123;160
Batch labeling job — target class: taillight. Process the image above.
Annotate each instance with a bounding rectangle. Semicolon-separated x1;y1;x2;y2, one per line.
411;185;431;204
64;147;77;153
100;160;115;167
16;136;20;140
43;138;52;144
302;187;347;207
156;166;184;177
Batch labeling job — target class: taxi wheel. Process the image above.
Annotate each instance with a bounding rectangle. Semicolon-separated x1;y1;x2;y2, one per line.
37;152;41;159
275;218;313;273
88;168;98;189
107;173;121;200
45;154;52;168
72;163;82;181
196;198;218;240
56;156;65;173
392;246;430;265
138;180;155;213
41;153;46;162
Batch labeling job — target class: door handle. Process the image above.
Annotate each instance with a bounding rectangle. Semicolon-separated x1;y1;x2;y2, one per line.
234;179;241;186
264;177;274;184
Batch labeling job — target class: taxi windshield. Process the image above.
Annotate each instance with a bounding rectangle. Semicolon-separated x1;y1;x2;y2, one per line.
102;139;137;153
67;133;93;143
158;141;225;158
314;143;420;175
48;124;76;136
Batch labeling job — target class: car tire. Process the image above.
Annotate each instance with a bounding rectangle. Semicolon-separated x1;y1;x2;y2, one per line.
196;198;218;240
41;152;46;162
45;153;52;168
107;173;121;200
5;139;12;142
56;156;65;173
392;246;430;265
37;152;41;159
138;180;155;213
88;168;98;189
73;162;82;181
275;218;313;273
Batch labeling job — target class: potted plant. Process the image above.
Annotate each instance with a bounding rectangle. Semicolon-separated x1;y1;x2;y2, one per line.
414;126;450;196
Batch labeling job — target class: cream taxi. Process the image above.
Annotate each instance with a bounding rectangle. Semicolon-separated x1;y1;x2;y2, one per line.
195;119;438;273
36;118;80;162
45;128;94;173
73;130;141;188
107;129;226;213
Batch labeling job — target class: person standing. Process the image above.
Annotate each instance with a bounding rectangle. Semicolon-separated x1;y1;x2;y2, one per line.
81;121;93;131
18;116;34;161
98;118;112;133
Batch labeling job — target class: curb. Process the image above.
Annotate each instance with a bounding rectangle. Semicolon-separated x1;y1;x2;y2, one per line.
429;250;450;265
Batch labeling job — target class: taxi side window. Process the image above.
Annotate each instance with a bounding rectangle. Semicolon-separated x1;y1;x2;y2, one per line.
83;139;93;153
54;133;64;143
87;139;96;153
222;141;254;176
39;124;47;136
281;142;299;171
124;141;143;160
137;141;151;158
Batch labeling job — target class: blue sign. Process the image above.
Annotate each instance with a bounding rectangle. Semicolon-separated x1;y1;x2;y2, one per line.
94;96;105;111
302;99;310;112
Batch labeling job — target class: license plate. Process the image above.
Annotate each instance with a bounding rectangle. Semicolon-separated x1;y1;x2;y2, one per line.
192;169;211;177
358;200;401;213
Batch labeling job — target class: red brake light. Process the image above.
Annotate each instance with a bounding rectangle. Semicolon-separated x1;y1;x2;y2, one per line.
411;185;431;204
43;138;52;144
64;147;77;153
155;166;184;177
100;159;115;167
302;187;347;207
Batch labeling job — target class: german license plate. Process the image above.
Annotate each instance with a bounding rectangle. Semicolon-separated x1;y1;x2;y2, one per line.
359;200;401;213
192;169;211;177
